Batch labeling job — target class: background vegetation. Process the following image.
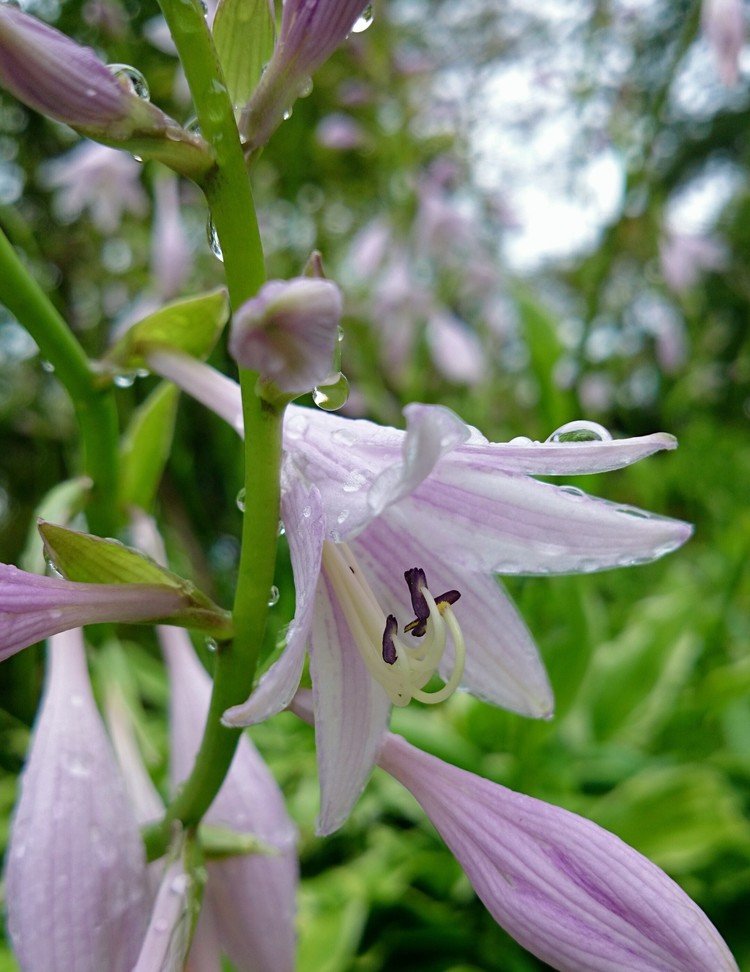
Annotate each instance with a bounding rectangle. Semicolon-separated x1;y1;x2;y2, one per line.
1;0;749;968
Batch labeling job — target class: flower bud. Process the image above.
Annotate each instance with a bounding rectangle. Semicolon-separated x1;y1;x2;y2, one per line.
229;278;343;397
0;6;212;178
240;0;372;150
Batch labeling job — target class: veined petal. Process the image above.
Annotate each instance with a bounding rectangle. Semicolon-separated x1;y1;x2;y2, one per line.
147;350;244;436
132;858;193;972
0;563;185;662
352;519;554;718
367;403;471;517
223;478;325;727
451;431;678;476
378;734;738;972
309;572;392;834
5;629;150;971
162;627;298;972
391;470;692;575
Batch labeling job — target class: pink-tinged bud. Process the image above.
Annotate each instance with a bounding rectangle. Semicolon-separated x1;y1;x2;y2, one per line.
702;0;745;85
0;6;212;177
378;733;738;972
5;629;150;971
0;561;185;663
0;5;129;128
240;0;372;149
229;277;343;397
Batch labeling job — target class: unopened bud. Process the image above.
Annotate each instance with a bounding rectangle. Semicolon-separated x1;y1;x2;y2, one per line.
229;278;343;398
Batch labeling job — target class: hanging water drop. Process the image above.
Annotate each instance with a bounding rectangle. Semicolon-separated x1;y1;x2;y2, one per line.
113;372;136;388
545;420;612;443
277;520;286;536
205;636;218;653
267;585;280;607
297;76;313;98
337;325;345;343
207;217;224;262
44;555;62;578
107;64;150;100
40;359;55;373
351;4;373;32
236;487;246;512
313;372;350;411
282;106;294;121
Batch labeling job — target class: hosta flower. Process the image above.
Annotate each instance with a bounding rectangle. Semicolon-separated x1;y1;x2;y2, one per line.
145;351;691;834
240;0;373;149
291;690;739;972
0;562;185;663
163;624;299;972
229;277;343;397
4;629;150;971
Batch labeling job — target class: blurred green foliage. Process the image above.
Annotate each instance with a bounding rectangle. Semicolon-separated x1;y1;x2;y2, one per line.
1;0;749;968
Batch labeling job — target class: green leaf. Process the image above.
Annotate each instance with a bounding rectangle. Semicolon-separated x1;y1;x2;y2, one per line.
213;0;276;113
106;289;230;370
38;521;233;638
514;289;574;432
20;477;91;574
119;382;180;511
198;824;277;860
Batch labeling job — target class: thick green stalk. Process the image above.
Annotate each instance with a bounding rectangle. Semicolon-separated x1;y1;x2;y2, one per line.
0;228;119;536
145;0;282;859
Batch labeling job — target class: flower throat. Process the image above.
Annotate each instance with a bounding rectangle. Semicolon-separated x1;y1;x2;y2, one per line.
321;542;466;707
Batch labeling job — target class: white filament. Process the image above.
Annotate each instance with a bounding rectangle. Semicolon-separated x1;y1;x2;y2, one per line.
321;541;466;707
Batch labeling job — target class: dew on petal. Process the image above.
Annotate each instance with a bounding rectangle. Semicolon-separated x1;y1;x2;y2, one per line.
545;420;612;443
107;64;150;100
351;4;374;33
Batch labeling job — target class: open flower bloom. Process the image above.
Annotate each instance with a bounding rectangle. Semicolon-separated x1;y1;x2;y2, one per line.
146;351;692;834
240;0;372;149
291;690;738;972
4;629;150;970
0;562;186;663
163;625;298;972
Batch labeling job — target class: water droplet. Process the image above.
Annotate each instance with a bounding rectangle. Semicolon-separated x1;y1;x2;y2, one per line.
198;0;208;12
205;636;218;653
45;556;62;578
337;326;345;343
268;585;280;607
351;4;373;32
559;485;585;498
113;372;136;388
40;359;55;373
207;217;224;262
154;918;169;934
107;64;150;100
313;372;349;411
236;487;246;512
62;752;92;778
297;76;313;98
546;420;612;443
302;505;312;518
615;505;652;519
277;520;286;536
282;106;293;121
69;694;84;708
337;509;349;524
185;116;201;135
342;471;366;493
509;435;533;445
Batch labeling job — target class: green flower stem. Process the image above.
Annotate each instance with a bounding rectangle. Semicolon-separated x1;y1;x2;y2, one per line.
0;228;119;537
145;0;282;860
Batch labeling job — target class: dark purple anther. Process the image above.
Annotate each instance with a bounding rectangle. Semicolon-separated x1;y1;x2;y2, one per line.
403;567;461;638
382;614;398;665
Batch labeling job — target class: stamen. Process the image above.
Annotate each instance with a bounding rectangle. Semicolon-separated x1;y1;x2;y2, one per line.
321;542;466;708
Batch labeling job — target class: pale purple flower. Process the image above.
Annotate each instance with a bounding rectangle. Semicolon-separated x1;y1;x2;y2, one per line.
40;141;148;234
425;310;488;385
230;277;343;397
659;231;727;295
0;561;185;663
0;5;132;129
132;857;194;972
702;0;745;85
151;172;192;299
240;0;372;149
316;112;368;150
5;628;150;971
291;690;738;972
144;352;692;834
162;624;298;972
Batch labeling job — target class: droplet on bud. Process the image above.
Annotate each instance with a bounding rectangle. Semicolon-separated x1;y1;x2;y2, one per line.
267;585;280;607
107;64;150;100
545;420;612;443
313;372;350;411
351;4;374;33
205;636;218;653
